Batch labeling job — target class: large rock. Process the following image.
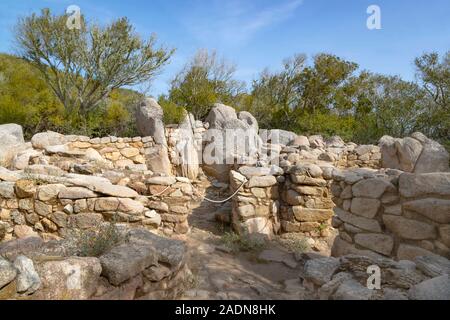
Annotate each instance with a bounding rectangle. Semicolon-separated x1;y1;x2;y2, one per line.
12;149;42;170
403;198;450;224
31;131;65;149
396;244;438;261
408;275;450;300
13;255;41;294
36;257;102;300
0;123;27;167
303;257;340;285
354;233;394;256
333;278;374;300
0;123;24;145
204;103;238;130
203;105;262;182
0;256;17;289
127;229;187;270
136;98;166;145
352;178;395;199
395;137;423;172
175;113;199;180
335;208;382;233
412;132;449;173
238;111;259;133
260;129;297;146
399;172;450;198
379;135;400;169
99;242;158;286
145;145;172;176
379;133;449;173
383;215;437;240
415;255;450;278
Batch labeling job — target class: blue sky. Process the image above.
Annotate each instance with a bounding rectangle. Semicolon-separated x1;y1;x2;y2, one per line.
0;0;449;96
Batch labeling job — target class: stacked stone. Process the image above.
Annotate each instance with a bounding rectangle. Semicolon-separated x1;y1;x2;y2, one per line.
230;166;283;238
331;169;450;260
0;228;191;300
0;178;163;241
67;135;153;170
145;176;194;235
337;144;381;169
280;163;334;238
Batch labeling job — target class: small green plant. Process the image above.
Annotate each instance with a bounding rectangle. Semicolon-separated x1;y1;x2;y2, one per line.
70;222;124;257
277;234;310;255
220;231;266;253
317;222;328;233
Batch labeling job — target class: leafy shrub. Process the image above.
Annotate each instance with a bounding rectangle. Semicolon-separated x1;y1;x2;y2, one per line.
158;95;186;125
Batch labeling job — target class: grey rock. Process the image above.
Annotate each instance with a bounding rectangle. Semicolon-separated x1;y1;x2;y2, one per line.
408;275;450;300
100;242;158;286
31;131;65;149
303;257;340;286
136;98;166;145
13;255;41;294
0;256;17;289
414;255;450;278
333;278;374;300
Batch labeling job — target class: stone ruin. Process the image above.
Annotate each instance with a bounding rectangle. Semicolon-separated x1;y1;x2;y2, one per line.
0;99;449;300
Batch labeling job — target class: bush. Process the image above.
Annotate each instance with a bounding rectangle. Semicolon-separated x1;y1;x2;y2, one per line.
158;95;187;125
69;222;124;257
220;231;266;253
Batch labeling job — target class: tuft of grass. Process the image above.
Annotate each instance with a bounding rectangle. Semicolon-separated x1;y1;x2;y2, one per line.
68;222;125;257
220;231;266;253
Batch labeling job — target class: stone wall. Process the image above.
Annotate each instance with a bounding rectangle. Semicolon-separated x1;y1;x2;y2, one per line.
0;228;191;300
331;169;450;260
0;172;194;241
230;163;335;241
336;145;381;169
229;167;281;238
279;164;334;238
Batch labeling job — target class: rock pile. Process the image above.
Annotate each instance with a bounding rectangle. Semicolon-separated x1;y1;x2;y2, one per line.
299;253;450;300
0;228;191;300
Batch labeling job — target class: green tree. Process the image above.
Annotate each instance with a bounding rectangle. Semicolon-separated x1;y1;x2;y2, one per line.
167;49;245;119
15;8;173;118
414;51;450;142
0;53;64;138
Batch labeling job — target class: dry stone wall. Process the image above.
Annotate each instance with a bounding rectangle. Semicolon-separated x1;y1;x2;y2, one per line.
331;169;450;260
0;172;195;241
280;164;334;238
0;228;191;300
230;163;336;241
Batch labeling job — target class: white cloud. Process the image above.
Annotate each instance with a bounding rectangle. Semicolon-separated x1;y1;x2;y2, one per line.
185;0;304;46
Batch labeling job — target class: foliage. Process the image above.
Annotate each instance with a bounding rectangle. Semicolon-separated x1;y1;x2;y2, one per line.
158;95;187;125
70;222;124;257
15;8;173;115
0;53;65;137
239;51;449;149
166;49;245;119
0;53;143;138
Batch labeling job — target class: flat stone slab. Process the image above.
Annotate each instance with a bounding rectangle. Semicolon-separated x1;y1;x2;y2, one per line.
100;242;158;286
258;249;298;269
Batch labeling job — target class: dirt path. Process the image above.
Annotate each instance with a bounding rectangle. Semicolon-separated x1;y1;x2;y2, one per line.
176;178;316;300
